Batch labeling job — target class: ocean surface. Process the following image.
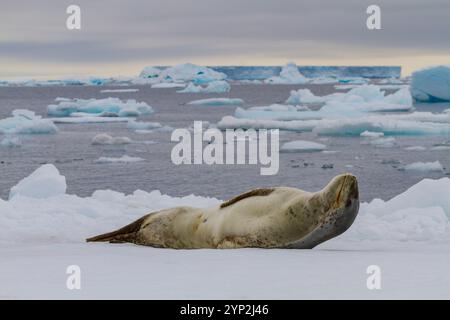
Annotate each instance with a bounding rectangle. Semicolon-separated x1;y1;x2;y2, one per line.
1;83;450;202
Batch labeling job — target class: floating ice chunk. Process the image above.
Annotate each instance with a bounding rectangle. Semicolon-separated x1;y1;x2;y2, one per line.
100;89;139;93
127;120;163;131
431;145;450;151
47;98;153;117
188;98;244;106
0;110;58;134
368;137;396;148
151;83;187;89
139;66;162;79
218;115;450;136
280;140;326;153
91;134;132;145
9;164;66;200
50;117;130;124
287;85;380;104
265;62;308;84
404;146;427;151
360;131;384;138
94;155;145;164
178;80;231;93
0;136;21;148
203;81;231;93
411;65;450;102
403;161;444;173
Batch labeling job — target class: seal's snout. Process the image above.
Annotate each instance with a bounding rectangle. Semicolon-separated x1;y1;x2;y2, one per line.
325;173;359;237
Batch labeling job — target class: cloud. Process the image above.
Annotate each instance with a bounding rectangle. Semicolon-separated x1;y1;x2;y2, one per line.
0;0;449;77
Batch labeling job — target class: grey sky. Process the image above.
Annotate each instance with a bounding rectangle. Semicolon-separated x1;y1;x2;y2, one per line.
1;0;449;77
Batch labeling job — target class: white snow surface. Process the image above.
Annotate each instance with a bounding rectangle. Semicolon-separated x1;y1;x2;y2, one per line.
1;165;450;299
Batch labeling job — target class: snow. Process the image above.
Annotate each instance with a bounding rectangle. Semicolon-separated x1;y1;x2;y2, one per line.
47;98;153;118
188;98;244;106
0;110;58;134
265;62;308;84
0;165;450;298
178;80;231;93
100;89;139;93
91;134;132;145
280;140;326;153
411;65;450;102
94;155;145;164
9;164;66;200
403;161;444;173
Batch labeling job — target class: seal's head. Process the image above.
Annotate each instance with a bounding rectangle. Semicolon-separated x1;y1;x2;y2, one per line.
321;173;359;237
290;173;359;249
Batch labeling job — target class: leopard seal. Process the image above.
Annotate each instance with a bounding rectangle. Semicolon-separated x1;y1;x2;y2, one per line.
87;173;359;249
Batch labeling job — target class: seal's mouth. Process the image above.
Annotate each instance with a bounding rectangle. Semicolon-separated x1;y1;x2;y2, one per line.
329;174;359;236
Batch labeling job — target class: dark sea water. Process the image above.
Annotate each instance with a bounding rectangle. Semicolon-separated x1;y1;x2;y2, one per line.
1;84;450;202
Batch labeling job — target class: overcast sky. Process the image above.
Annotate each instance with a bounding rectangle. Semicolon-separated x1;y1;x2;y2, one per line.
1;0;449;78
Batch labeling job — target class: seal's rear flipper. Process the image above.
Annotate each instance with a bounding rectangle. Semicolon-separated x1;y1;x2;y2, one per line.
86;213;151;243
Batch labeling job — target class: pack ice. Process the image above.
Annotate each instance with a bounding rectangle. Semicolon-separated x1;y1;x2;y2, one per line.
139;63;227;84
178;80;231;93
0;164;449;244
411;65;450;102
47;98;154;118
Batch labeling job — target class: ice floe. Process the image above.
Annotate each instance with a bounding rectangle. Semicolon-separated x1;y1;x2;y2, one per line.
47;98;153;118
100;89;139;93
1;164;450;244
280;140;326;153
94;155;145;164
0;110;58;134
127;120;163;131
402;161;444;173
360;131;384;138
411;65;450;102
151;83;187;89
0;136;22;148
188;98;244;106
91;134;132;145
178;80;231;93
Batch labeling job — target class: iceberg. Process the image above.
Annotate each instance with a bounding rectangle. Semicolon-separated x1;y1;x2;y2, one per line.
411;65;450;102
141;63;227;84
265;62;308;84
47;98;153;117
9;164;66;200
402;161;444;173
178;80;231;93
188;98;244;106
0;110;58;134
139;66;162;79
91;134;132;145
280;140;326;153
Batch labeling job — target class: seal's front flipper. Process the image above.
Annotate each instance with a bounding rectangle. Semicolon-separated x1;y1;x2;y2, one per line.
86;213;151;244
